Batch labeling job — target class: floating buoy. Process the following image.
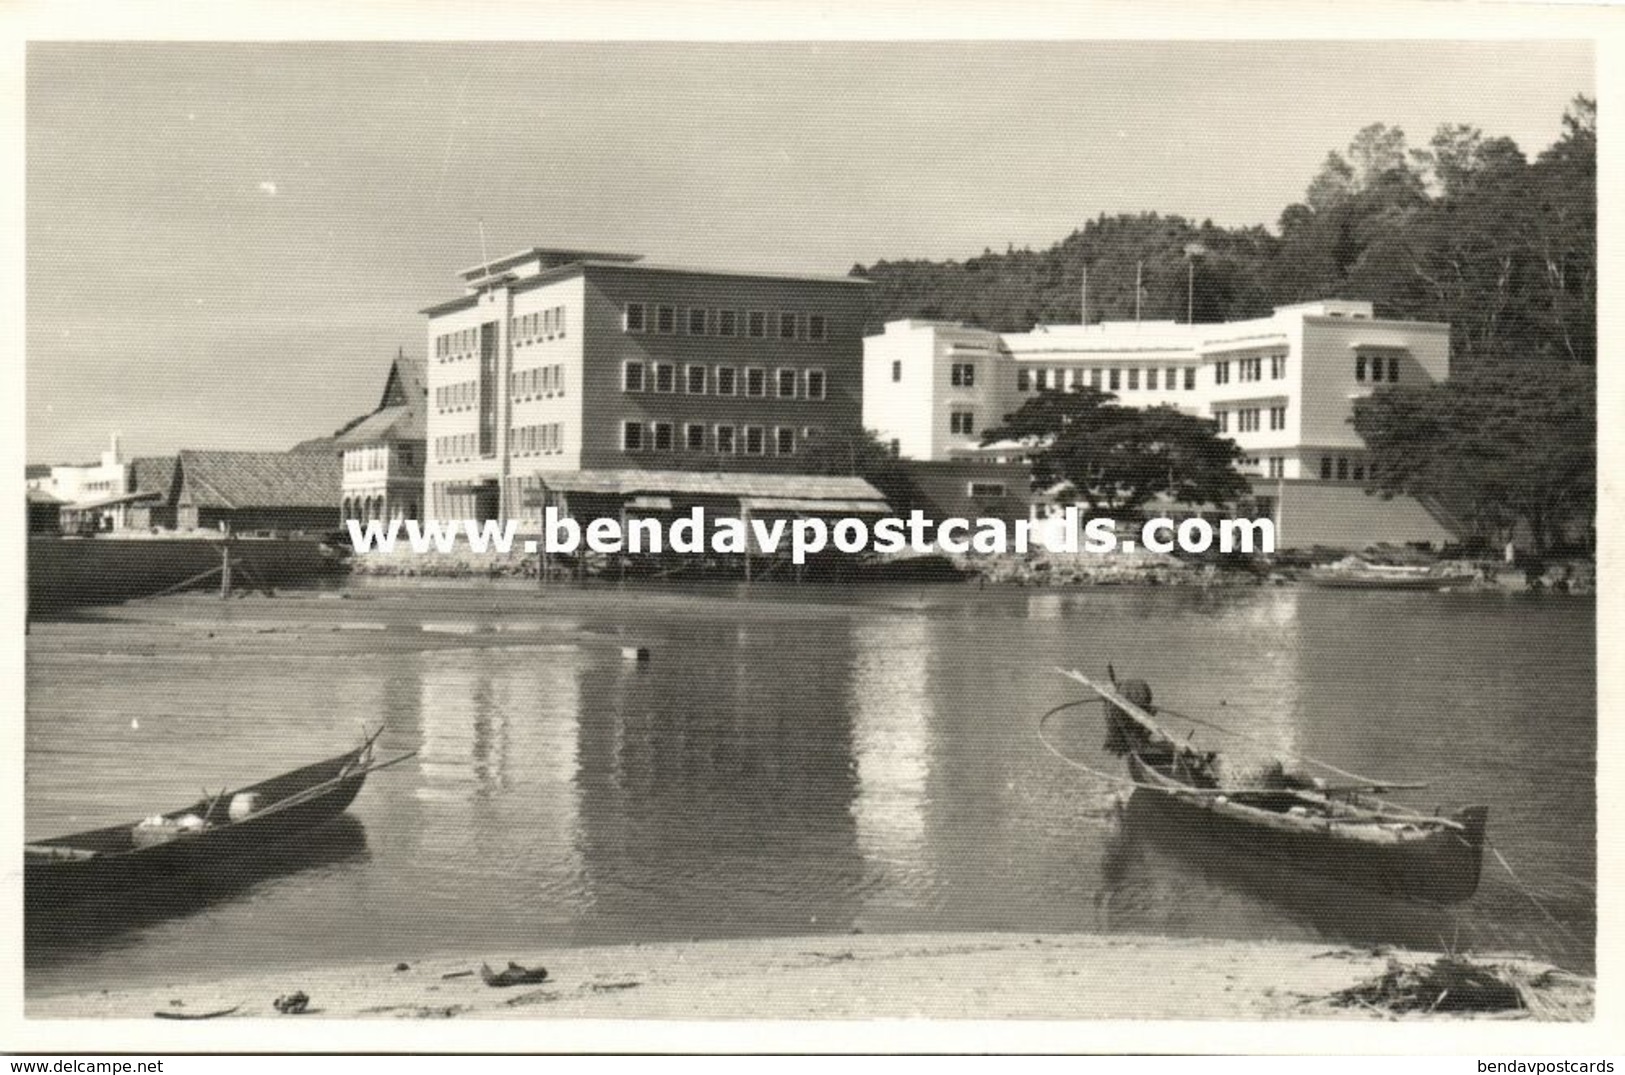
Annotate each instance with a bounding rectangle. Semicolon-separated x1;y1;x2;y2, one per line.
620;646;651;663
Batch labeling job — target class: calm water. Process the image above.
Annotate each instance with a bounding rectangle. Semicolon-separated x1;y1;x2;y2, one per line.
25;584;1596;993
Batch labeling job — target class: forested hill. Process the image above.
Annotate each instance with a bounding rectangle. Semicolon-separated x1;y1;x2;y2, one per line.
850;96;1595;373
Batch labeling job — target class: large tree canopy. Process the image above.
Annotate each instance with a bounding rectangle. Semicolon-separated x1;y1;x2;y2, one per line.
1351;363;1594;552
980;388;1250;514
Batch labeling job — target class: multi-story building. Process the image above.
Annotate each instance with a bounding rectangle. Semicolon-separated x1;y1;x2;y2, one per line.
420;247;871;522
864;301;1459;547
338;350;427;523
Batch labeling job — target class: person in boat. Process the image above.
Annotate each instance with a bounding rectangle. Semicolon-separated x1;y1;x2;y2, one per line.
1104;678;1221;787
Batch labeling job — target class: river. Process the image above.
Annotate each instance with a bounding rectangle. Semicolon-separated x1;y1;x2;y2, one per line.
24;582;1596;994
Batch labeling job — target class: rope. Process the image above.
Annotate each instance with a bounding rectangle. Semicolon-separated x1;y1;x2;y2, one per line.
1036;699;1168;794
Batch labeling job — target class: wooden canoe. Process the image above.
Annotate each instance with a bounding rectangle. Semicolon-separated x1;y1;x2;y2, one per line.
25;730;414;915
1062;669;1488;904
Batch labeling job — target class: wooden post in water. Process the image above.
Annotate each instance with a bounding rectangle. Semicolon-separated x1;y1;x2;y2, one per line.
219;539;233;598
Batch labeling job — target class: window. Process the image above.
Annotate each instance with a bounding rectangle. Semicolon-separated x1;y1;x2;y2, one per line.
653;363;676;393
1215;360;1231;385
1109;369;1121;392
1356;355;1368;382
1165;366;1177;389
656;305;676;335
807;314;827;342
652;422;674;451
554;365;565;397
717;310;738;338
1090;369;1103;391
747;311;767;338
623;362;645;392
1185;367;1197;390
1321;457;1333;480
1146;368;1158;391
744;426;766;455
716;425;737;454
686;365;707;395
1036;369;1049;391
1353;462;1367;482
1127;368;1140;391
1388;356;1400;383
623;422;645;451
1238;408;1261;433
685;423;707;451
688;308;708;336
968;482;1007;498
951;363;976;387
1267;457;1284;479
775;427;795;456
892;360;903;383
1269;405;1287;431
745;368;767;398
716;366;738;396
1240;357;1262;382
1336;457;1349;480
1017;369;1030;392
950;411;975;435
804;369;826;400
778;312;799;341
1270;354;1286;379
1215;410;1230;433
777;368;798;399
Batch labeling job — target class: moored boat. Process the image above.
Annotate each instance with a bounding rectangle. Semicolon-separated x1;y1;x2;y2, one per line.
1306;560;1478;591
25;730;414;915
1055;669;1488;904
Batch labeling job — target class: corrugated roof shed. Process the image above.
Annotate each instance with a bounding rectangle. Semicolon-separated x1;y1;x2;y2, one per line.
535;469;884;501
177;450;341;509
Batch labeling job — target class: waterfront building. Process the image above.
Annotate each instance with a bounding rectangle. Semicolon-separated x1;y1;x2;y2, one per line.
420;247;871;522
172;450;341;533
863;301;1458;547
338;350;427;523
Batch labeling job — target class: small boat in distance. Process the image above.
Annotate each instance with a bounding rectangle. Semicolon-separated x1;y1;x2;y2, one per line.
25;730;415;915
1306;558;1478;591
1055;669;1488;904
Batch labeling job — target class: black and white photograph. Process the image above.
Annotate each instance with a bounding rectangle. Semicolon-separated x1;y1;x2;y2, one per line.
5;2;1616;1057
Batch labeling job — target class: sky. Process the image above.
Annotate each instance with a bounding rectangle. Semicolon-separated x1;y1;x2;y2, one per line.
25;40;1593;463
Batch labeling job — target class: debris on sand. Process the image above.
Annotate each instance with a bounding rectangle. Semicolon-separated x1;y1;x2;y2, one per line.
1328;955;1586;1018
479;961;549;987
272;991;311;1015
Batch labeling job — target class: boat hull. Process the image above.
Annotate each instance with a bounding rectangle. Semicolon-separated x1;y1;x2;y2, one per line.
25;747;372;916
1306;572;1478;591
1126;755;1487;904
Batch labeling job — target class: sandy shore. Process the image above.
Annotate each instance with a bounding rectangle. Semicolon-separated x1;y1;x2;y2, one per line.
26;932;1591;1021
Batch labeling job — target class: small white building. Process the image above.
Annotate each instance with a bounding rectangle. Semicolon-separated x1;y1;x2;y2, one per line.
863;301;1459;548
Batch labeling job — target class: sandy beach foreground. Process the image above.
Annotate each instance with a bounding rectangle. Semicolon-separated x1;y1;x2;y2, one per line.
28;933;1591;1022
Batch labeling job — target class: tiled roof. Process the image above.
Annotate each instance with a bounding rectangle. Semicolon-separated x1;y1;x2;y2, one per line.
177;450;341;510
381;352;427;408
334;404;424;446
129;456;178;499
534;469;884;501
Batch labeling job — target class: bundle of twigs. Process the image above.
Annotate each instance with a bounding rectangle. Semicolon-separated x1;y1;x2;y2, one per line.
1330;954;1586;1018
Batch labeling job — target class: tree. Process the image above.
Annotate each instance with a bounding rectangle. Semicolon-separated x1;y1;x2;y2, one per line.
795;425;917;507
981;388;1250;514
1352;364;1594;552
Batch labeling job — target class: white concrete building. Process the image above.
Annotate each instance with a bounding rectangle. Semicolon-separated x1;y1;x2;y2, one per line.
863;301;1458;547
865;300;1449;482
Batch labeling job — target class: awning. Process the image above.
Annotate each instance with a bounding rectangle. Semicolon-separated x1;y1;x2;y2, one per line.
739;497;891;515
60;490;163;511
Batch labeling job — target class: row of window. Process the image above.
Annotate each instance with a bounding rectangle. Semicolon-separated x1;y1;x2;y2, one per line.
1016;366;1201;393
511;422;565;457
434;433;484;463
1214;405;1288;434
1239;456;1289;478
509;306;567;346
1355;354;1402;383
343;445;414;472
433;327;481;361
1213;354;1288;385
624;303;829;343
435;380;481;413
512;364;567;402
623;361;827;401
624;420;801;457
1321;456;1370;482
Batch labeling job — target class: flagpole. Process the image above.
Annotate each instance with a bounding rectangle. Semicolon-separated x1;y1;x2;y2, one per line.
1135;261;1142;324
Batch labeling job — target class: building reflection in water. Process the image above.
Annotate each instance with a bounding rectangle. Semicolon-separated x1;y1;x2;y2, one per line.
846;615;935;909
571;618;865;943
413;644;588;915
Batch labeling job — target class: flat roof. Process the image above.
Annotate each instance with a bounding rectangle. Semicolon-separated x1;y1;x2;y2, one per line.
458;247;643;280
424;259;870;318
